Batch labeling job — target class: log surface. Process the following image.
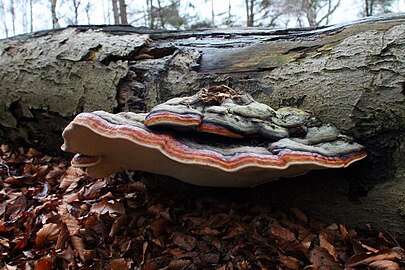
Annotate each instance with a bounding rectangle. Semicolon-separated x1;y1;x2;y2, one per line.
1;15;405;237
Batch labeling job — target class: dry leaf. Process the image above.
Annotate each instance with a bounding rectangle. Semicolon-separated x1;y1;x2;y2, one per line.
34;255;53;270
35;223;60;248
1;265;17;270
107;258;131;270
110;215;130;237
290;208;308;224
171;232;197;251
346;247;404;268
223;221;246;239
278;253;301;269
309;245;343;270
271;223;296;243
71;235;85;262
369;260;401;270
319;231;338;261
60;213;80;236
147;204;171;221
59;167;84;191
90;200;125;215
168;259;192;269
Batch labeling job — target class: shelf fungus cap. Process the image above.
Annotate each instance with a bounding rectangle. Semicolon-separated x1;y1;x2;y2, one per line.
62;94;367;187
144;85;289;140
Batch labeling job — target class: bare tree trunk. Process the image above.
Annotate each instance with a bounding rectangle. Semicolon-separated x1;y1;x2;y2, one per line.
211;0;215;27
10;0;16;35
303;0;316;26
1;16;405;239
225;0;232;26
156;0;165;28
146;0;155;29
22;0;28;33
365;0;374;16
0;0;8;37
111;0;120;24
29;0;33;32
51;0;60;28
245;0;254;27
118;0;128;24
85;1;91;24
72;0;80;25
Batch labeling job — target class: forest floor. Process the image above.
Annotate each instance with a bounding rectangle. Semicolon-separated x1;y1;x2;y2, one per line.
0;144;404;270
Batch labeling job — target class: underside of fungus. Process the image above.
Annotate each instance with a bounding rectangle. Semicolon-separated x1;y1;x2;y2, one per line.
62;86;366;187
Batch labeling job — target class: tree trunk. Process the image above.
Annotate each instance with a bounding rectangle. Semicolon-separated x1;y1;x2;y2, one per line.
118;0;128;24
111;0;120;24
1;15;405;238
50;0;60;29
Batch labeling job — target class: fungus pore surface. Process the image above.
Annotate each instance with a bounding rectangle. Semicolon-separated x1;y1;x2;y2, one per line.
62;86;366;187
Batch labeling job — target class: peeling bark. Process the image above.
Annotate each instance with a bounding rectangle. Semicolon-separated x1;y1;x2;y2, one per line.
1;16;405;238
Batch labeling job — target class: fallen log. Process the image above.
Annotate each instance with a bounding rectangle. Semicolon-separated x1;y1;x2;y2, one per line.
1;15;405;238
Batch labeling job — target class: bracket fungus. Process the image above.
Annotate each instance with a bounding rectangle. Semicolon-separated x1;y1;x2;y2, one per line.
62;86;366;187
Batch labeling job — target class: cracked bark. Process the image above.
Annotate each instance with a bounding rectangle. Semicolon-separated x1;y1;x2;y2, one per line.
1;15;405;238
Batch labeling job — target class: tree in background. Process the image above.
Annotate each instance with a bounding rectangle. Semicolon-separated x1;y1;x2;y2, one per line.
65;0;93;25
111;0;128;24
119;0;128;24
112;0;119;23
144;0;188;29
69;0;81;24
0;0;404;38
10;0;16;35
50;0;60;28
283;0;340;27
222;0;237;27
29;0;34;32
364;0;395;16
245;0;283;27
0;0;8;37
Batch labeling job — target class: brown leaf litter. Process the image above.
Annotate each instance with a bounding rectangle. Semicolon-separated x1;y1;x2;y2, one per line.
0;144;404;269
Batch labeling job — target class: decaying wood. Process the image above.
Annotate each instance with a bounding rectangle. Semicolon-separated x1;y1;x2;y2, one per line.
0;15;405;238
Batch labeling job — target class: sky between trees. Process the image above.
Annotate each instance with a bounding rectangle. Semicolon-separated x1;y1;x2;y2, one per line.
0;0;404;39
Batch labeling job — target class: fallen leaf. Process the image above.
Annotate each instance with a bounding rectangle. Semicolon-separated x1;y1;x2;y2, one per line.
290;208;308;224
319;231;338;261
90;200;125;215
59;167;84;191
107;258;131;270
278;253;301;269
223;221;246;239
34;255;54;270
171;232;197;251
369;260;401;270
309;245;343;270
1;265;17;270
35;223;60;248
271;223;296;243
346;247;404;268
147;204;171;221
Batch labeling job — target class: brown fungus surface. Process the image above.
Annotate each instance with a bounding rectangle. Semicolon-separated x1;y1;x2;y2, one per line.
62;86;366;187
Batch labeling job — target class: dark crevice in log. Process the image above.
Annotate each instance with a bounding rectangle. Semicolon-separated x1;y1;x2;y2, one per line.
79;44;102;61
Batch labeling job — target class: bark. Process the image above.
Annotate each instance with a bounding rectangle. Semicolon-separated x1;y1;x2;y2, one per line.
118;0;128;24
30;0;33;32
10;0;16;35
1;15;405;238
112;0;120;24
245;0;254;27
50;0;60;29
